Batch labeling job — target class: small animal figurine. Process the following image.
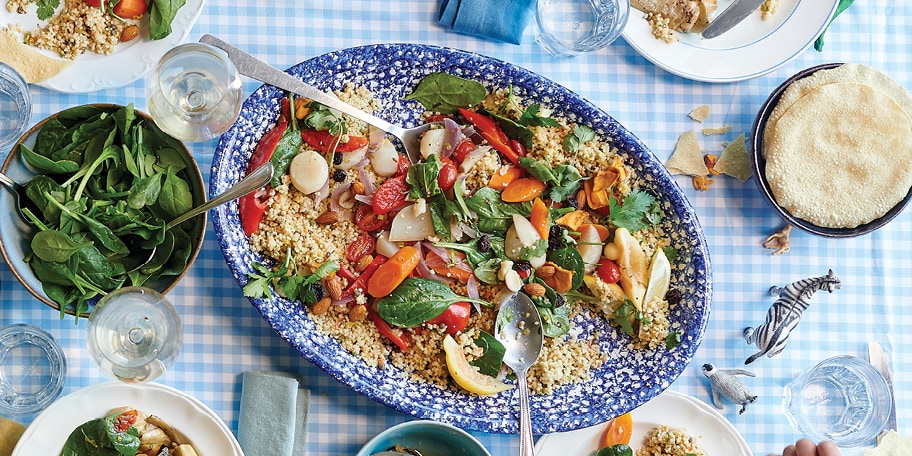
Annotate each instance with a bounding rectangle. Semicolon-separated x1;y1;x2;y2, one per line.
743;269;841;364
702;363;757;414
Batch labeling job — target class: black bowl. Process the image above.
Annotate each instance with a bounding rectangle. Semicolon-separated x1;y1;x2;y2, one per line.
749;63;912;238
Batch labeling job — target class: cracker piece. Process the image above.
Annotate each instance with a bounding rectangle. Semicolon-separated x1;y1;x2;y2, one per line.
714;133;751;181
688;104;711;122
701;125;731;135
665;130;708;176
0;28;73;83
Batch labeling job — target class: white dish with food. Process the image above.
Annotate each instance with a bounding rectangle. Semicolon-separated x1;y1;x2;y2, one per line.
12;382;243;456
534;389;751;455
0;0;205;92
621;0;840;83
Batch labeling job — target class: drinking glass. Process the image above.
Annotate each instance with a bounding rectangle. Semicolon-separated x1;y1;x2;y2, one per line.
146;42;243;142
783;355;893;447
87;287;182;384
0;62;31;151
0;324;66;416
536;0;630;56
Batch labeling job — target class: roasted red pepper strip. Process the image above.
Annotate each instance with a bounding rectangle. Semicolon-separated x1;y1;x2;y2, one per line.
370;306;409;351
342;255;387;297
458;108;520;165
510;139;527;158
239;121;287;236
300;129;369;153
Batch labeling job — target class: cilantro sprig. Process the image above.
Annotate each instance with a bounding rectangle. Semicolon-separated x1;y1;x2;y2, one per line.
244;248;339;304
607;190;661;232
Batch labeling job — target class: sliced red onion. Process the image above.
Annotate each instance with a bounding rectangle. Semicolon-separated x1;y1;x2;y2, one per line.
329;181;352;212
466;274;482;313
368;126;385;149
458;144;491;173
423;242;453;263
313;178;331;206
358;167;377;195
414;242;454;285
331;295;355;306
441;117;462;158
354;193;373;205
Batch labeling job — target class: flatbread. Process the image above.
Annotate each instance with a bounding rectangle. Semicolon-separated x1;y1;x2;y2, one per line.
763;63;912;159
715;133;751;182
764;82;912;228
865;430;912;456
665;129;708;176
0;28;73;83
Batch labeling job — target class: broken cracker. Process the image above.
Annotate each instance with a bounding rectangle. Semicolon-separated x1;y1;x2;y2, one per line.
714;133;752;182
666;130;709;176
688;105;711;122
702;125;732;135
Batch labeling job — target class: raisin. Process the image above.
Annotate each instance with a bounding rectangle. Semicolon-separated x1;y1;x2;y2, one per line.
333;169;347;182
665;288;682;306
565;195;579;209
477;234;492;252
553;293;566;308
310;282;326;302
548;225;567;251
333;152;343;165
513;260;532;273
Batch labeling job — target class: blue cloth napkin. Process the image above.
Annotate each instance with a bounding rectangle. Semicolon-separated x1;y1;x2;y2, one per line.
438;0;536;45
238;371;311;456
815;0;854;51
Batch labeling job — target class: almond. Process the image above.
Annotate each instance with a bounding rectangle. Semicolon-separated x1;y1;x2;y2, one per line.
354;254;374;273
351;181;366;195
310;297;331;315
348;304;368;322
523;282;546;297
536;264;556;279
315;211;339;225
120;25;140;42
324;276;344;301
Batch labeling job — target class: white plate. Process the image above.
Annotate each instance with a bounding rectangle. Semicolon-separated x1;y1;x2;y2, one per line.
13;382;243;455
0;1;204;93
621;0;839;83
534;389;752;455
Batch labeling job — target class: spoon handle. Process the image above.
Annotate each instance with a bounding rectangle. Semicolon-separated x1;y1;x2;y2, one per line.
167;162;274;229
518;371;535;456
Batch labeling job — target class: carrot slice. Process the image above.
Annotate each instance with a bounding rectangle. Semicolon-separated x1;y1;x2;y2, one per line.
600;412;633;447
367;246;421;297
501;177;546;203
530;198;550;241
487;165;525;189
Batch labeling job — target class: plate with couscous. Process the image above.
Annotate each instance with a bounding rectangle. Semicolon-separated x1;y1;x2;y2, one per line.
0;0;205;92
209;43;712;434
534;389;751;455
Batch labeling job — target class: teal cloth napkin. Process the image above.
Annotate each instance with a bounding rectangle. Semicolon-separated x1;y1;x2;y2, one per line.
238;371;311;456
815;0;854;51
438;0;536;45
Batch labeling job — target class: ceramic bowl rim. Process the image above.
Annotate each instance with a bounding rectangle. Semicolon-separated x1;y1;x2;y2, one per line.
355;419;493;456
749;62;912;238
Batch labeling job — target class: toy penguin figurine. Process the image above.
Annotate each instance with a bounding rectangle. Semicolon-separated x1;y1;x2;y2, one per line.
744;269;841;364
702;364;757;414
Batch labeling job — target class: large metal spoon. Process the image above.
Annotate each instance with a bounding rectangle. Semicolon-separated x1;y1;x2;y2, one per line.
128;161;274;273
199;34;436;164
495;292;544;456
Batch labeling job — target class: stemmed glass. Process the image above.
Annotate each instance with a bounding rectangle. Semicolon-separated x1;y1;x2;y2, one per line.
146;42;243;142
86;287;182;384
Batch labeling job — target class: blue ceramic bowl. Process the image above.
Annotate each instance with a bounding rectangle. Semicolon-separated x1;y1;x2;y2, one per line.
356;420;492;456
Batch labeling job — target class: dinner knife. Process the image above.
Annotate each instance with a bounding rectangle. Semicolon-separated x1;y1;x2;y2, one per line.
868;340;898;433
701;0;768;39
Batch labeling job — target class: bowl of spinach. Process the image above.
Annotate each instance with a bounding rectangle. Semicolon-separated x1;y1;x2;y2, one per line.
0;104;206;319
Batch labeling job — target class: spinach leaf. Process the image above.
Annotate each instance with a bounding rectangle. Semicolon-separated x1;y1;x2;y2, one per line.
538;302;571;338
547;246;585;291
473;258;501;284
126;172;162;210
428;194;457;242
158;168;193;219
596;444;633;456
469;331;506;376
464;187;531;234
549;164;584;202
149;0;187;40
103;411;141;455
517;103;561;128
484;109;534;149
405;73;487;114
268;128;303;188
518;157;559;186
406;153;443;199
30;230;92;263
45;196;130;256
18;143;80;174
377;278;488;328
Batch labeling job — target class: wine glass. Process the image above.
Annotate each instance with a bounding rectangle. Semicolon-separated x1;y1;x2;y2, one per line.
86;287;182;384
146;42;243;142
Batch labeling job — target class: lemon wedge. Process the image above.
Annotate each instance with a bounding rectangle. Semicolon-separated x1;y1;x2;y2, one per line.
642;249;671;308
442;334;513;396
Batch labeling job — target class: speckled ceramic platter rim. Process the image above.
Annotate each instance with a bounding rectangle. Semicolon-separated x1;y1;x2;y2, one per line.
209;43;712;434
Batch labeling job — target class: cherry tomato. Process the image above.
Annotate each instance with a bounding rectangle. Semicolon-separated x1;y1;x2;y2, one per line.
437;157;457;192
355;204;387;232
113;409;138;433
346;233;376;262
395;153;411;176
424;301;472;336
596;257;621;284
84;0;101;7
372;175;409;214
452;139;476;164
113;0;147;18
300;129;369;153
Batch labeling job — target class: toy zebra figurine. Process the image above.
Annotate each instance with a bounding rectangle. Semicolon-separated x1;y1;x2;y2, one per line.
743;269;841;364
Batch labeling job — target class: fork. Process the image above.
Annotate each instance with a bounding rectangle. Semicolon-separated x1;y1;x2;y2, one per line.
0;171;29;223
199;34;435;164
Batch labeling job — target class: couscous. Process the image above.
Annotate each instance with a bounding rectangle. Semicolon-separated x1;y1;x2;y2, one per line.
637;425;706;456
243;74;678;396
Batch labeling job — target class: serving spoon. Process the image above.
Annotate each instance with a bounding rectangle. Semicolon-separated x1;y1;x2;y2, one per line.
495;292;544;456
199;34;435;164
127;161;274;273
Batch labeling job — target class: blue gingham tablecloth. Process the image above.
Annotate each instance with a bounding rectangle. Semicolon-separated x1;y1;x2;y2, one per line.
2;2;911;455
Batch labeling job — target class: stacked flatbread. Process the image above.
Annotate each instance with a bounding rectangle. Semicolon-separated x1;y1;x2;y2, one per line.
762;63;912;229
